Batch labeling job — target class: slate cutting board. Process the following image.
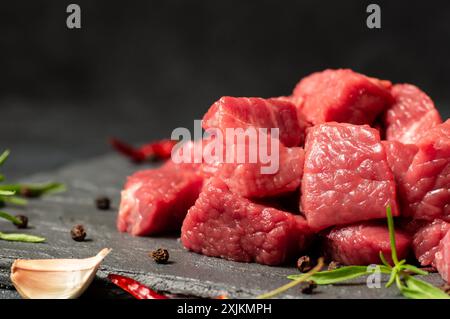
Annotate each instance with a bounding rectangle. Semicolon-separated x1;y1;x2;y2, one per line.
0;154;445;299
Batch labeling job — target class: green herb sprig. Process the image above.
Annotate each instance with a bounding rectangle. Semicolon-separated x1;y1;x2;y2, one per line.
0;150;65;243
0;150;65;208
287;206;449;299
256;258;325;299
380;206;448;298
0;232;45;243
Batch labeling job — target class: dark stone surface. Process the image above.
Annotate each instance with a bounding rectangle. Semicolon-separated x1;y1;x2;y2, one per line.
1;0;449;300
0;154;445;299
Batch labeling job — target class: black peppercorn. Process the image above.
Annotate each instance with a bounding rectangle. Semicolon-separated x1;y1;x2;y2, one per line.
328;261;342;271
14;215;28;229
301;281;317;294
297;256;313;273
95;196;111;210
19;187;36;198
71;224;86;242
150;248;169;264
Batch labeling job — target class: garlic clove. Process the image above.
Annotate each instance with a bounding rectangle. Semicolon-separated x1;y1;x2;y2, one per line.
10;248;111;299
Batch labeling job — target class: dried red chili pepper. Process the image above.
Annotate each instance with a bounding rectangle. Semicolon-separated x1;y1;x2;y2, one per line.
109;138;177;163
109;138;147;162
108;274;168;299
150;139;177;159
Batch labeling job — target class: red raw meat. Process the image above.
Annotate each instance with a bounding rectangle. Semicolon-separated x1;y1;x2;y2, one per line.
382;141;418;185
217;133;304;198
324;222;412;265
398;218;427;235
301;122;399;231
202;96;307;147
292;69;393;125
385;84;442;144
272;95;304;110
117;165;203;236
181;178;313;265
271;96;310;144
412;219;450;266
382;141;418;214
401;120;450;221
435;231;450;283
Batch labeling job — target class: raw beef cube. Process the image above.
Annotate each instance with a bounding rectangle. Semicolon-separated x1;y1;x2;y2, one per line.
402;120;450;221
435;231;450;283
202;96;307;147
412;219;450;266
117;165;203;236
301;122;399;230
181;178;313;265
292;69;393;125
384;84;442;144
382;141;418;185
324;222;412;265
272;95;304;110
271;96;311;145
217;133;304;198
368;76;393;90
398;218;428;235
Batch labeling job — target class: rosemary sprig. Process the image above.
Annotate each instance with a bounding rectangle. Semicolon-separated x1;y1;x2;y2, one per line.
0;150;53;243
0;232;45;243
286;206;449;299
0;211;23;225
0;182;66;197
256;257;324;299
0;150;65;206
379;206;449;298
0;150;10;166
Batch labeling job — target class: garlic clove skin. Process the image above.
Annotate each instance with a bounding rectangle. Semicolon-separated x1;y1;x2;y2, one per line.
11;248;111;299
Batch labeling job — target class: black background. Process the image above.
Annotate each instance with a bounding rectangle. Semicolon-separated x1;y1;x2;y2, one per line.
1;0;449;179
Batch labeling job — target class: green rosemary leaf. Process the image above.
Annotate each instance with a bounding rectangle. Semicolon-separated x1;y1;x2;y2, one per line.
386;267;399;288
379;252;391;268
399;275;450;299
0;190;15;196
0;196;27;206
0;150;10;166
0;211;22;225
0;232;45;243
288;265;391;285
0;182;66;197
385;205;399;265
400;264;429;276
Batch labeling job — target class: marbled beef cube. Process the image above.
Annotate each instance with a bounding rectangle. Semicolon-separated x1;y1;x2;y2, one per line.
384;84;442;144
117;165;203;236
435;231;450;283
324;222;411;265
301;122;399;230
202;96;309;147
217;133;304;198
181;178;313;265
293;69;393;125
401;120;450;221
412;219;450;266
